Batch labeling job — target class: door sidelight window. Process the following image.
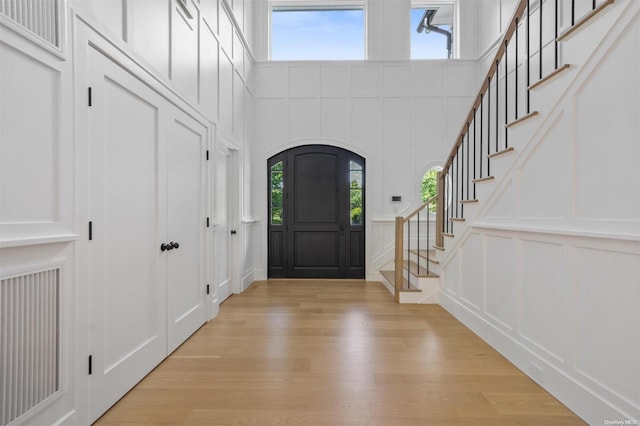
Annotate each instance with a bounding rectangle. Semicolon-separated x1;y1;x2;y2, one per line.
349;161;363;225
270;161;284;225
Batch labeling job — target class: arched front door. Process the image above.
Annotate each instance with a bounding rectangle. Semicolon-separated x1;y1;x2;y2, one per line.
268;145;365;279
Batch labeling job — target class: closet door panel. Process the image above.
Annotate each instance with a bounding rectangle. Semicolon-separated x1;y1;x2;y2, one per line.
167;110;207;352
87;47;167;423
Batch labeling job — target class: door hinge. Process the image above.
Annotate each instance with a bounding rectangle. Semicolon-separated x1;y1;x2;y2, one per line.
88;87;92;106
88;221;93;240
206;284;210;295
206;150;209;160
88;355;93;375
206;217;210;227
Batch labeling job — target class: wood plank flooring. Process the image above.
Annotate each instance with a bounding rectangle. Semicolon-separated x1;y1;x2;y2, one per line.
95;280;585;425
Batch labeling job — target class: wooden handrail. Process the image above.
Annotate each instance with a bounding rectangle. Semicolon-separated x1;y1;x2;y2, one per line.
442;0;528;176
403;195;438;223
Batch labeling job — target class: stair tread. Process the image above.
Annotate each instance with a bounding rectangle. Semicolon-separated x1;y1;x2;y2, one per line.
399;259;439;278
506;111;540;128
557;0;614;41
488;147;515;159
380;270;421;291
473;176;495;183
529;65;571;90
408;249;440;264
380;270;406;287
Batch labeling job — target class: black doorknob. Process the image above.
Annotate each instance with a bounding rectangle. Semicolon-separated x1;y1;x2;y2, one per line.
230;230;237;235
170;241;180;249
161;243;170;252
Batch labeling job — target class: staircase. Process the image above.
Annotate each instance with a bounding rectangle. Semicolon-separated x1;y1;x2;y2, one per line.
380;0;621;304
380;248;440;304
379;194;442;303
378;1;640;423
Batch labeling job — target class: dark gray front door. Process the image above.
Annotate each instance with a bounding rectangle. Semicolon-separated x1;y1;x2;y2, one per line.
268;145;365;278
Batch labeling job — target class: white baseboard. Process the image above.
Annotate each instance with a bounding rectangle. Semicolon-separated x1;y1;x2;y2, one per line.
242;269;256;292
51;410;76;426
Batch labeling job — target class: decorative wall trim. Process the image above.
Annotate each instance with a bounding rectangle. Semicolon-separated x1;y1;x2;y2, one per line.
473;223;640;242
0;234;78;249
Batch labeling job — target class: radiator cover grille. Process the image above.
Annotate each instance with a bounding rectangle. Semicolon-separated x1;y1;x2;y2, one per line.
0;267;61;426
0;0;60;47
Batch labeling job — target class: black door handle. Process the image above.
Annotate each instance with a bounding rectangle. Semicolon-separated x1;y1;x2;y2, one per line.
162;242;179;251
339;225;344;231
230;230;237;235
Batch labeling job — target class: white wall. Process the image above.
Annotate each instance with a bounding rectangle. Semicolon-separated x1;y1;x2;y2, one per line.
0;0;258;424
439;0;640;422
476;0;518;58
251;59;477;279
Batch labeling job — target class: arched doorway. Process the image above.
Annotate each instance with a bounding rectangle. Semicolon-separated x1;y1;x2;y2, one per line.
268;145;365;278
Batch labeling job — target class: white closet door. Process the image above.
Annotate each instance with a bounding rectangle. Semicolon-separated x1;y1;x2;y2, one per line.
87;48;167;423
166;108;207;353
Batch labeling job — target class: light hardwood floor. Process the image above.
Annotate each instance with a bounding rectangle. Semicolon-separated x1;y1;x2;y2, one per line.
95;280;585;425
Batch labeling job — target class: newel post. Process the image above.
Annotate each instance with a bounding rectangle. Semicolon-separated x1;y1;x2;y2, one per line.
394;216;404;303
436;172;445;248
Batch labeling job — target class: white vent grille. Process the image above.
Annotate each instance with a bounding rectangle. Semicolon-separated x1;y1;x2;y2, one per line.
0;0;60;47
0;268;60;426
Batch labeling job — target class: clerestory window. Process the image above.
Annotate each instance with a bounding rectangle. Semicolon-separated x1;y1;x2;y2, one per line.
411;2;455;59
271;4;365;60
